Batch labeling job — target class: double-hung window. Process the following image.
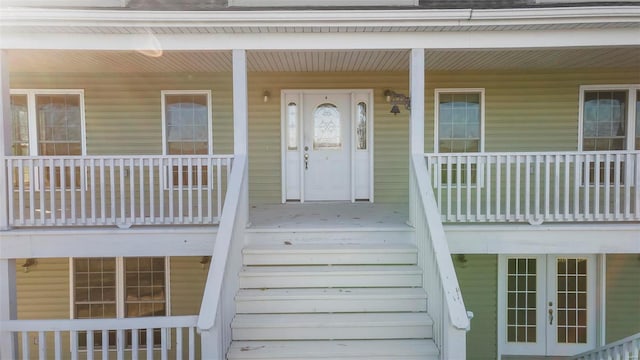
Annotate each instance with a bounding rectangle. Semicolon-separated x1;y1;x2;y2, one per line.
435;89;485;185
72;257;169;349
161;91;212;187
9;90;85;189
579;85;639;184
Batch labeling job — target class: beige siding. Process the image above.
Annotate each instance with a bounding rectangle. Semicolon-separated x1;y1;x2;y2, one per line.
10;72;234;156
424;68;639;153
606;254;640;342
170;256;209;315
247;72;410;204
10;68;638;206
453;254;498;360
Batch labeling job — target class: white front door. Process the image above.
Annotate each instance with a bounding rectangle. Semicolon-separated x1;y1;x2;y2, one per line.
500;255;597;357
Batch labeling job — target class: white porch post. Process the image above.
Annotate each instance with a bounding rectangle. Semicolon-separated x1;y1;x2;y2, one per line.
409;48;425;156
409;48;425;228
232;49;248;156
0;50;18;360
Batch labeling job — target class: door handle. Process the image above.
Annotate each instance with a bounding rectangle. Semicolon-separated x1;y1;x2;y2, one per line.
304;153;309;170
548;308;553;325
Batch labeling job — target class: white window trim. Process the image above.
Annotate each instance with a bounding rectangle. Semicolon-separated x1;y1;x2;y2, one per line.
434;88;486;154
160;90;213;156
578;84;640;152
10;89;87;156
69;256;171;320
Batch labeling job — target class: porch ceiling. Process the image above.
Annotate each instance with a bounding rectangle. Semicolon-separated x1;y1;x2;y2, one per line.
7;47;639;73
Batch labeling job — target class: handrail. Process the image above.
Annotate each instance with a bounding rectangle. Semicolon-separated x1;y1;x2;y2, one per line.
0;315;198;331
572;332;640;360
197;154;247;332
412;153;469;330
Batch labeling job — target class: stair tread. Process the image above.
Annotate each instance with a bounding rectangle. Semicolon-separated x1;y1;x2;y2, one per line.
243;244;416;254
241;265;422;274
236;287;426;300
232;312;433;328
227;340;439;359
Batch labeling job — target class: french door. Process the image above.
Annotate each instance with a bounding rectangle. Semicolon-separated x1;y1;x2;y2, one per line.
499;255;597;357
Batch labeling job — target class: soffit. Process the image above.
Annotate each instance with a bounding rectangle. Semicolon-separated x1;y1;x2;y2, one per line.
7;47;639;73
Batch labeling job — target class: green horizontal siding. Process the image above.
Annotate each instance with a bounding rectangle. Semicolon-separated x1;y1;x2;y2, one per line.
606;254;640;342
453;254;498;360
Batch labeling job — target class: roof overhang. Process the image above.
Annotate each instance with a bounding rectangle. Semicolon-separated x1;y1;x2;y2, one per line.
1;6;639;51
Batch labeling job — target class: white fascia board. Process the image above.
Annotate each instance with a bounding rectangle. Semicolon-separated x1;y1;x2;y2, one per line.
0;227;216;259
2;27;639;50
445;224;640;254
1;6;639;28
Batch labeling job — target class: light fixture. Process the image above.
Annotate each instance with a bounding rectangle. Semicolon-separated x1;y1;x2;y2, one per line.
199;256;211;269
22;258;37;273
383;90;410;115
262;90;270;103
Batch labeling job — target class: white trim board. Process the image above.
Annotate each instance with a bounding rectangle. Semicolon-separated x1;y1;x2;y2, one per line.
445;224;640;254
230;0;418;6
0;227;216;259
2;28;640;51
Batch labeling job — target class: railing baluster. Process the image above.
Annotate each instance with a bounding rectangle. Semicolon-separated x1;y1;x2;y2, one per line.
28;159;35;225
554;154;560;221
38;158;45;225
149;158;155;224
446;156;452;221
525;155;531;221
87;330;94;360
109;158;116;225
90;159;96;225
161;327;168;360
38;331;46;360
139;158;145;224
130;159;136;224
101;330;109;360
584;153;591;220
187;157;193;223
515;155;521;221
474;155;481;221
132;329;139;360
48;159;55;225
54;331;61;360
70;330;78;360
207;158;213;223
117;329;124;360
160;157;166;223
146;328;153;360
465;155;471;221
21;331;29;360
635;153;640;220
217;158;223;221
60;158;67;224
486;155;491;221
197;158;203;223
178;157;184;223
496;154;501;221
593;154;600;220
614;153;621;220
544;155;550;221
119;158;126;226
14;159;21;225
506;155;511;221
573;154;581;220
604;153;611;220
176;327;184;360
624;152;631;219
188;327;195;360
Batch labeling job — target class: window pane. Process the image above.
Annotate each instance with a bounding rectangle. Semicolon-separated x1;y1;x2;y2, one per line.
124;257;167;318
583;90;626;151
74;258;117;319
36;94;82;156
356;102;367;150
313;103;341;150
165;94;209;155
11;95;29;156
287;102;298;151
438;92;481;153
506;257;537;343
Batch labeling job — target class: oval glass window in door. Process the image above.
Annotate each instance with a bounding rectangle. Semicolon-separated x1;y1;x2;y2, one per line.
313;103;341;150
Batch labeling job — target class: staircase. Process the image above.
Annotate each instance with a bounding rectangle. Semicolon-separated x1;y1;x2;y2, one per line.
227;229;439;359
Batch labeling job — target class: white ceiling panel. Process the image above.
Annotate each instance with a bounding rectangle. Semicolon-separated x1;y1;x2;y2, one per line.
7;47;638;73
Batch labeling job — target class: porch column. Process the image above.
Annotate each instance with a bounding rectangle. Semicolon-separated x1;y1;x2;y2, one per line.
409;48;425;155
232;49;248;156
0;49;11;230
0;259;18;360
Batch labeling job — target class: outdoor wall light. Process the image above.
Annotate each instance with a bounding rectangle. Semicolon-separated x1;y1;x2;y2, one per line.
263;90;271;103
383;89;410;115
22;258;37;273
199;256;211;269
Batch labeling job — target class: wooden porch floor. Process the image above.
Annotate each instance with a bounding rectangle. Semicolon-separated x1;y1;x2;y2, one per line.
249;202;409;230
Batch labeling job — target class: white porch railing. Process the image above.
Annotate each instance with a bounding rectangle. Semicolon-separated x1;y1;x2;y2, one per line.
572;333;640;360
410;154;469;359
425;151;640;223
4;155;233;227
197;154;247;359
0;315;199;360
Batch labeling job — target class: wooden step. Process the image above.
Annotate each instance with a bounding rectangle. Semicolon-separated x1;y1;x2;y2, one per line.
242;244;417;265
235;288;427;313
238;265;422;289
227;339;439;359
231;313;433;341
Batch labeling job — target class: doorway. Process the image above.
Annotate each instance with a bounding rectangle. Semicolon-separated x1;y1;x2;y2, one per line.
281;90;373;202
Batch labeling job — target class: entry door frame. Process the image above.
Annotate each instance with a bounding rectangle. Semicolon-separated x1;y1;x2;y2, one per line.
280;89;374;203
497;254;600;358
